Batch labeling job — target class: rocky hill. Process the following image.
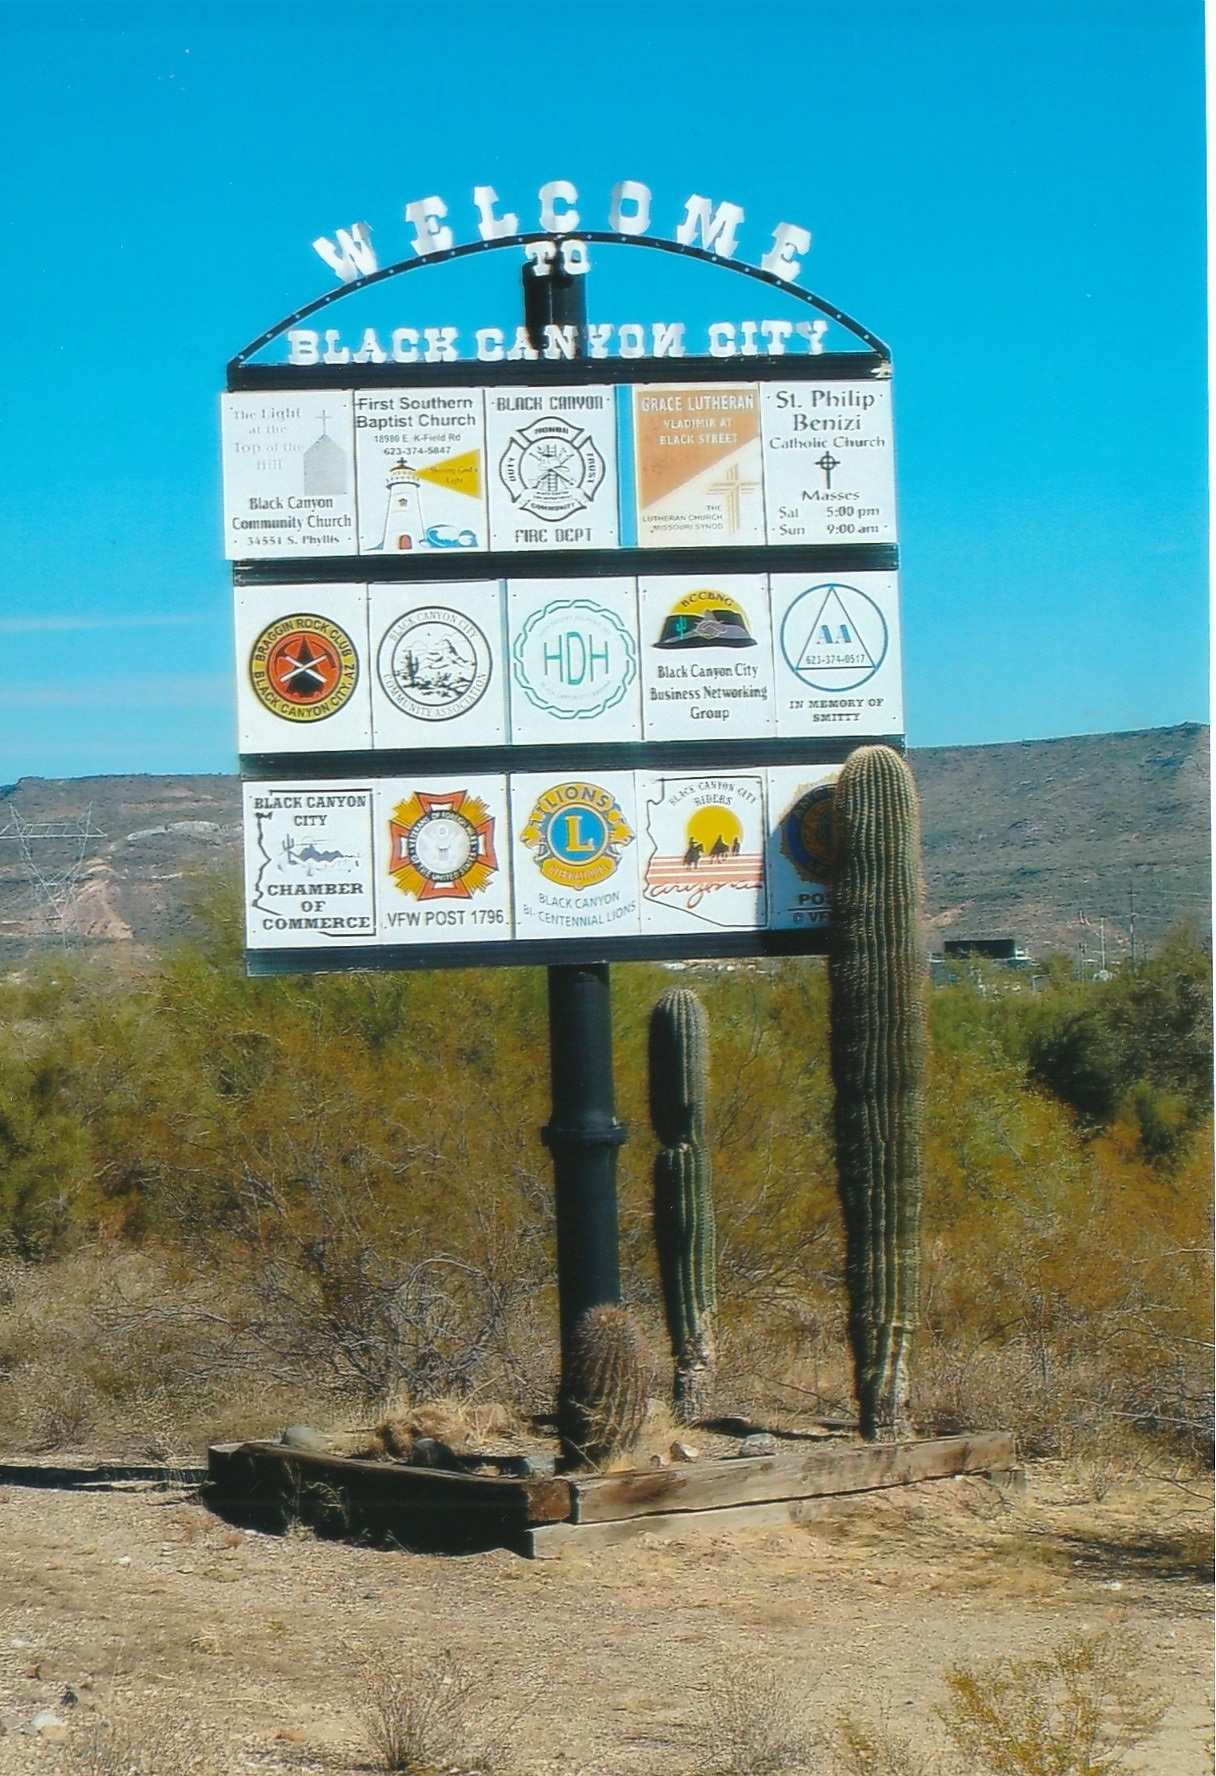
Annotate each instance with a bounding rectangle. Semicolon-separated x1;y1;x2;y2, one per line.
0;724;1208;962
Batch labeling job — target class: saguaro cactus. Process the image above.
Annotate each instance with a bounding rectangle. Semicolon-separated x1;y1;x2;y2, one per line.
560;1303;652;1468
649;988;717;1422
827;745;927;1442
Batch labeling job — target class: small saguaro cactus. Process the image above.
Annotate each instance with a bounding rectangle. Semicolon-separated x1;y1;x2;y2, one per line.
560;1303;653;1469
827;744;927;1443
649;987;717;1422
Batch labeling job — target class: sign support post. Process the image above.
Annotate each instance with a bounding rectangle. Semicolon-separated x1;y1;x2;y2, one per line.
542;960;626;1352
521;255;627;1364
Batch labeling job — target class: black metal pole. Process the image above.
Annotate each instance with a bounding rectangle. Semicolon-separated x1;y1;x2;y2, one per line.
542;963;626;1350
523;246;626;1362
522;239;587;354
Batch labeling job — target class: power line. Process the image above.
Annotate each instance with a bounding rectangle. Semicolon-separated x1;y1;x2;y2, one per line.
0;807;107;943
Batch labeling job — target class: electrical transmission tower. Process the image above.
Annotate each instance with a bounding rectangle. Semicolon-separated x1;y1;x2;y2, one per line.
0;807;107;942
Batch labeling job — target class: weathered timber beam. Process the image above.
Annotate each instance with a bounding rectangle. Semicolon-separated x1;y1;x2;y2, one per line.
569;1432;1014;1524
208;1442;573;1525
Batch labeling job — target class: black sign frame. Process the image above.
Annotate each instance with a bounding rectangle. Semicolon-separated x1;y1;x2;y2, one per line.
229;237;901;976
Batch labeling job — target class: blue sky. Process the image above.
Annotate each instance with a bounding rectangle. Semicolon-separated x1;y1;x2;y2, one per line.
0;0;1206;780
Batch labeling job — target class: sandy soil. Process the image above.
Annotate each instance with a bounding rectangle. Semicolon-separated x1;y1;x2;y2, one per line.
0;1460;1210;1774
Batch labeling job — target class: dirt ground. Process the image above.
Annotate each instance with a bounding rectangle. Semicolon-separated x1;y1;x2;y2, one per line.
0;1459;1210;1774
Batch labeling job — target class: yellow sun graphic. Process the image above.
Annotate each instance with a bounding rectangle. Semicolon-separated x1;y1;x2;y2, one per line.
686;806;743;852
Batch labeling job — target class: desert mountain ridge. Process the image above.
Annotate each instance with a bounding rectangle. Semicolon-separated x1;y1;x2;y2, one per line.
0;723;1208;961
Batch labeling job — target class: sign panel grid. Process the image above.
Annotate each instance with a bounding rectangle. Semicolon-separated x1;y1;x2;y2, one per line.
227;357;902;971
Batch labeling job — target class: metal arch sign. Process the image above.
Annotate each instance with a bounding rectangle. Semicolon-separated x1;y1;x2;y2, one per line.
229;231;889;373
223;197;904;975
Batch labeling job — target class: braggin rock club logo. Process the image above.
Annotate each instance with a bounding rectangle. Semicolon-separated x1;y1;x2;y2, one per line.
498;415;605;523
249;614;359;722
388;790;498;901
521;781;633;890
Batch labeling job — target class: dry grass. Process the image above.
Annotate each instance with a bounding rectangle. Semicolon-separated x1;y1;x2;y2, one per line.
65;1715;215;1776
833;1628;1171;1776
362;1647;522;1775
0;1245;359;1457
682;1658;818;1776
344;1396;528;1461
830;1711;942;1776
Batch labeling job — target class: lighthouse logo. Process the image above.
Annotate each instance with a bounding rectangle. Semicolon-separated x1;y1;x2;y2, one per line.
498;416;605;523
375;452;482;552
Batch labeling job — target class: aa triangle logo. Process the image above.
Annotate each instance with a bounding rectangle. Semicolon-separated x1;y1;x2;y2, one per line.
781;583;888;692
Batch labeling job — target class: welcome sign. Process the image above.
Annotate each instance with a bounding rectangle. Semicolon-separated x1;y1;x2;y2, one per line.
224;202;904;972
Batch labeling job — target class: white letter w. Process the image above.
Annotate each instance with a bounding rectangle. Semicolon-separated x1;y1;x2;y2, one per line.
311;222;378;285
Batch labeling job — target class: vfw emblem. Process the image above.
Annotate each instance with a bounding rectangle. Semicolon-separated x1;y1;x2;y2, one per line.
522;782;633;890
388;790;498;900
499;416;605;522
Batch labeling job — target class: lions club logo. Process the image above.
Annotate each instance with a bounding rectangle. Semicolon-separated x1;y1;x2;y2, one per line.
387;791;498;901
249;615;359;722
521;782;633;890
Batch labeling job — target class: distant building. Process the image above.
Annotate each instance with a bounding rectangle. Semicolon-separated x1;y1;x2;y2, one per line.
941;936;1031;966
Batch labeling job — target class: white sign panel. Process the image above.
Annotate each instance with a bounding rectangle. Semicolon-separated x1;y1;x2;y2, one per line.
507;578;641;744
222;392;357;559
624;384;766;548
765;764;838;931
375;776;513;944
485;389;620;551
370;581;507;749
770;571;903;737
353;389;487;556
760;383;897;545
509;771;642;940
639;772;768;934
235;585;371;755
638;573;775;741
243;782;377;948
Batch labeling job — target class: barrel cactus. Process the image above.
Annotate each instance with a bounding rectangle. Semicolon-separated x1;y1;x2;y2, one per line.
827;745;927;1442
560;1303;652;1469
649;988;717;1422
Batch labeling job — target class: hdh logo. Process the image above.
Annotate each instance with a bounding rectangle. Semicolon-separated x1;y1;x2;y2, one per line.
542;631;611;685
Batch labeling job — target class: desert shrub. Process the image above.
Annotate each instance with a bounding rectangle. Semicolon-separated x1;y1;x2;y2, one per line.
67;1716;214;1776
939;1627;1167;1776
832;1630;1168;1776
0;889;1209;1464
684;1657;817;1776
363;1647;519;1775
991;923;1213;1153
